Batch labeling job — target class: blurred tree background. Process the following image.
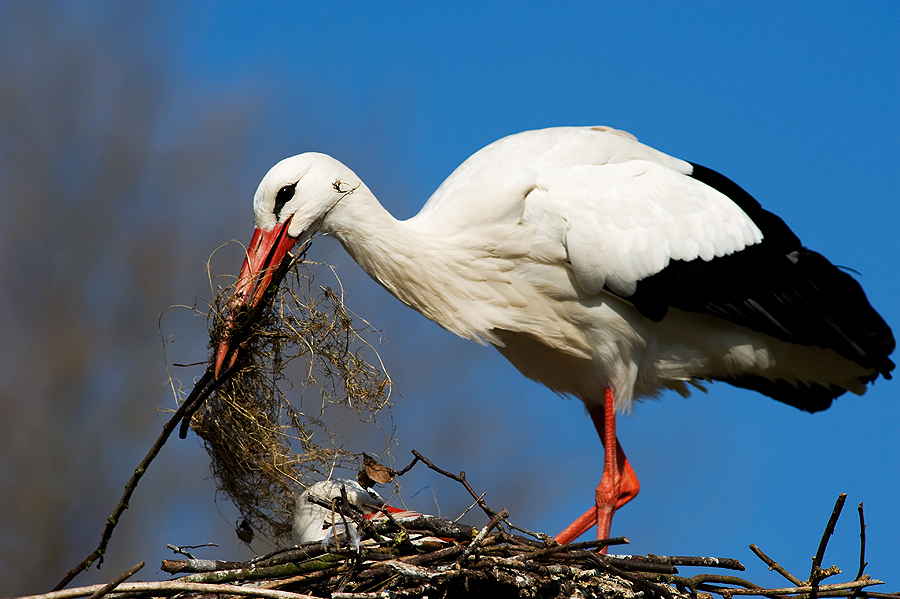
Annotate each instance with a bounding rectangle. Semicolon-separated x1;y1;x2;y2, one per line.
0;3;256;592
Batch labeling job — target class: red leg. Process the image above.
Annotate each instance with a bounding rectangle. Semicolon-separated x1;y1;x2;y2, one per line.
554;388;640;552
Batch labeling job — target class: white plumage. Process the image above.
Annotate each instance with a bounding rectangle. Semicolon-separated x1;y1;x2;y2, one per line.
292;479;386;546
220;125;893;545
292;479;442;548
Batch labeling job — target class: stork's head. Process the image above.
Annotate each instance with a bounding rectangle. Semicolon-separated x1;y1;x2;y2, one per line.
214;153;360;376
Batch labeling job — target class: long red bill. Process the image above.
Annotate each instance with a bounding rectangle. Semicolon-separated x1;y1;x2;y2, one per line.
214;217;298;376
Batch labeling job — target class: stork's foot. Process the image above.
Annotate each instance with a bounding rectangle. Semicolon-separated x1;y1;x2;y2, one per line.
554;388;640;550
553;458;639;546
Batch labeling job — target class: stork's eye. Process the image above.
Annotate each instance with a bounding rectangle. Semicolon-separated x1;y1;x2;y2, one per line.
274;183;296;217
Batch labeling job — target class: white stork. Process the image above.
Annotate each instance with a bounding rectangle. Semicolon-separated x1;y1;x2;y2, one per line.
215;126;894;547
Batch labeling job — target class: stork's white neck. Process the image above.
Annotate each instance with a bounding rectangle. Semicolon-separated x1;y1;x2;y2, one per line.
320;186;467;335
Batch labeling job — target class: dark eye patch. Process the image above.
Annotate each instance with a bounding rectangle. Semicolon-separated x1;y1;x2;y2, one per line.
274;183;296;217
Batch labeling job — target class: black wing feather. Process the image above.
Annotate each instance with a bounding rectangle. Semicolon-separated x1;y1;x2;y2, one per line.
620;163;894;411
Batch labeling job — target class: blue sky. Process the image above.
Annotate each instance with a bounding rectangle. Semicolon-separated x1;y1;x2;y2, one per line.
38;0;900;590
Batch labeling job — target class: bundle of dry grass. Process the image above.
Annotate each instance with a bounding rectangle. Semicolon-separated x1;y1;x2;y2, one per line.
189;257;394;542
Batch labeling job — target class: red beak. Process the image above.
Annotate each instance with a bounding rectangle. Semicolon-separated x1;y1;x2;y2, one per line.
214;217;298;376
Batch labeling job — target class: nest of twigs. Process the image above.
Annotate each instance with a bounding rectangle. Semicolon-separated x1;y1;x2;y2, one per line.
161;526;677;599
188;254;394;542
55;481;895;599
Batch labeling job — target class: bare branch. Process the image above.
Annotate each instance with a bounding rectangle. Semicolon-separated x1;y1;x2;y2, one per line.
750;543;803;586
608;553;744;572
810;493;848;591
461;508;509;560
700;577;883;597
406;450;498;520
18;581;320;599
85;562;143;599
855;502;868;581
53;370;216;590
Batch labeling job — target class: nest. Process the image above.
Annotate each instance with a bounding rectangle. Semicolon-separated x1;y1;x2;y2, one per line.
76;488;892;599
159;529;685;599
189;256;394;542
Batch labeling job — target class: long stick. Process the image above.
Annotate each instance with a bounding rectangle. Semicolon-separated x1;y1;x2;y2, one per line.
52;369;216;590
